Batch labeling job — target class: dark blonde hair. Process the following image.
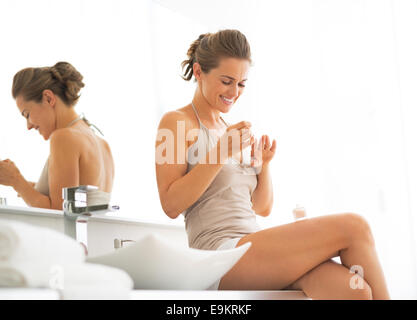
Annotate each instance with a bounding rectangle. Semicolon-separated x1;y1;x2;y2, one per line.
181;29;252;81
12;61;85;106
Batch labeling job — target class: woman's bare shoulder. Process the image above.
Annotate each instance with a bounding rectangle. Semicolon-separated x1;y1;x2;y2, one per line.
49;127;80;145
48;127;83;159
49;125;96;153
158;105;197;130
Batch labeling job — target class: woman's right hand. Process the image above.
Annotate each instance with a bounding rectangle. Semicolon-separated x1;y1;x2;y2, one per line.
214;121;254;164
0;159;23;188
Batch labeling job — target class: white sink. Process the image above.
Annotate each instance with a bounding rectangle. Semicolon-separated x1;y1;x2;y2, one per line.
87;233;251;290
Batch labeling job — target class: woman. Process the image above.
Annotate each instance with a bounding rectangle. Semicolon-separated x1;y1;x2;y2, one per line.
0;62;114;210
155;29;390;299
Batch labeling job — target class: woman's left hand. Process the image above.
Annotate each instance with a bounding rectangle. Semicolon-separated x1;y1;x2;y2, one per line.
0;159;23;187
251;135;277;170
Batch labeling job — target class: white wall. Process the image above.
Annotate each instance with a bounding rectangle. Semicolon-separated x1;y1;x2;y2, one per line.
0;0;416;298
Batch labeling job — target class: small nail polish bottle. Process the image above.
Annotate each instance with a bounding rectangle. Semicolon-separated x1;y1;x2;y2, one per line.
293;204;307;221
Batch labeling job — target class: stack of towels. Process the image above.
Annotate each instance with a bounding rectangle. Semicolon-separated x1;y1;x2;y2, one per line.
0;220;133;299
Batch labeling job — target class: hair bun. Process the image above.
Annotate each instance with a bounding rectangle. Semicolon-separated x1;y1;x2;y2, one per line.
50;62;85;104
12;61;85;106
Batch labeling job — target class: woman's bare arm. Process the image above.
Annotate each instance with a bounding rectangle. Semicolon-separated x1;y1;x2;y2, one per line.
0;159;52;209
155;111;223;218
48;130;80;210
250;135;277;217
14;177;52;209
155;111;253;219
13;130;81;210
251;163;273;217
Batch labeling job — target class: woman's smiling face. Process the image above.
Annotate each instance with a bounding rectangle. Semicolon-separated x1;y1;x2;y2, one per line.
196;57;250;113
15;90;56;140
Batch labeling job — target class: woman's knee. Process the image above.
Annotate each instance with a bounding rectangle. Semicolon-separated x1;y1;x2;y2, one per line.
340;213;375;246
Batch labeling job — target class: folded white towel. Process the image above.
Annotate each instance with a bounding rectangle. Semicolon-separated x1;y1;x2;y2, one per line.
0;220;85;263
58;263;133;300
0;222;19;260
0;261;133;299
0;220;133;299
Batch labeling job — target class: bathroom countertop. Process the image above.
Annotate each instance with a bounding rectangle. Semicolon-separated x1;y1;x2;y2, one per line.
0;289;308;300
0;288;60;300
0;205;183;230
131;290;308;300
0;205;63;218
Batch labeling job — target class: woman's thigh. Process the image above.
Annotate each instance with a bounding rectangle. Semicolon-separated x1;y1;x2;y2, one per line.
219;213;361;290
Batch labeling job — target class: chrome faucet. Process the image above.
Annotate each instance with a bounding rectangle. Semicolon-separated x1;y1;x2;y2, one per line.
62;185;119;248
0;197;7;206
63;185;115;216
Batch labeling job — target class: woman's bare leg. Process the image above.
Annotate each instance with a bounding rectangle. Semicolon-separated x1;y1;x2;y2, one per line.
338;232;390;299
218;213;390;299
285;259;373;300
